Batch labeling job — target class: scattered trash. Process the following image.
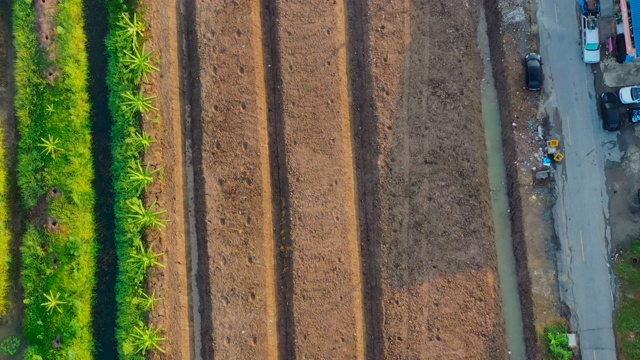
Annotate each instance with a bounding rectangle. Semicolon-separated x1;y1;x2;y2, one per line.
535;170;551;180
553;152;564;162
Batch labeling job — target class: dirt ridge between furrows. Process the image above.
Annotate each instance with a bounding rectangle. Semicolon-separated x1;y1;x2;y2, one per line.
484;0;539;357
267;0;367;358
142;0;193;358
184;1;279;359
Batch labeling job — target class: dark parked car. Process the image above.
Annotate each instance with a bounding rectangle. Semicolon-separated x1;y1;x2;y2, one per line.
601;92;621;131
525;53;543;91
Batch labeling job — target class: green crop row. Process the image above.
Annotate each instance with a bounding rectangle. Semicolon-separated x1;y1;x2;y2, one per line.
13;0;97;358
106;1;166;358
0;116;9;317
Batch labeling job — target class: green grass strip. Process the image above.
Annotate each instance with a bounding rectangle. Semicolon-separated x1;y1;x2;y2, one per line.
13;0;96;358
0;115;9;317
106;1;165;358
615;238;640;359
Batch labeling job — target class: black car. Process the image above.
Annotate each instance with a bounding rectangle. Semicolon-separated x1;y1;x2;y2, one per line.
525;53;543;91
600;92;621;131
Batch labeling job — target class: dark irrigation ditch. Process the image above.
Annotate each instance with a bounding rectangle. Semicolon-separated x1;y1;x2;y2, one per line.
83;0;118;358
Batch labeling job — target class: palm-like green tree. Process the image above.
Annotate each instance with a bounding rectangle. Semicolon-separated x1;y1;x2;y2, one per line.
125;198;167;230
117;12;146;46
122;90;158;114
128;242;164;284
122;42;159;84
134;289;162;312
41;290;66;314
38;135;63;159
125;161;158;196
127;130;155;152
129;323;165;355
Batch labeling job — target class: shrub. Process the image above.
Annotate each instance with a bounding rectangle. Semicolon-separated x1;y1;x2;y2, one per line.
0;336;20;355
545;324;573;360
14;0;97;357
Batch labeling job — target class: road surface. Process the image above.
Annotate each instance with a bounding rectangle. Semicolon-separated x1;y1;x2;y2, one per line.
537;0;619;359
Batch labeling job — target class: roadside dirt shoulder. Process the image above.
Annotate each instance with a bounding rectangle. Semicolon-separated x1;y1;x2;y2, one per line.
484;0;564;357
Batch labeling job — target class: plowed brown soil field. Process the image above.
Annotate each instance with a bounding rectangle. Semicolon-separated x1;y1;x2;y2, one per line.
146;0;508;358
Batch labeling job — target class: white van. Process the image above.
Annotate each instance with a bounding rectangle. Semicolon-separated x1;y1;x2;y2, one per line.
582;15;600;63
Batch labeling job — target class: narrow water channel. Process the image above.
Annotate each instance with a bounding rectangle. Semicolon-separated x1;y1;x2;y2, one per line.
83;1;118;358
478;8;527;359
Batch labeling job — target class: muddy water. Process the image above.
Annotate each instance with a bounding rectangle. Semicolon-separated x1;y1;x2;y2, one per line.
83;0;118;358
478;8;527;359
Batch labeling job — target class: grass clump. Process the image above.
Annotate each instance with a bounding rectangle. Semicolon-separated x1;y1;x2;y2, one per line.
614;238;640;359
106;1;166;358
14;0;97;357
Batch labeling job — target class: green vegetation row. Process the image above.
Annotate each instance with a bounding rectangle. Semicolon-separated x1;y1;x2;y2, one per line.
614;238;640;359
106;0;166;358
0;112;9;317
544;323;573;360
13;0;97;358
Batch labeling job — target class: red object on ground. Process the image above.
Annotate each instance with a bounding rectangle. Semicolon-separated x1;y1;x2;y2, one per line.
609;37;614;53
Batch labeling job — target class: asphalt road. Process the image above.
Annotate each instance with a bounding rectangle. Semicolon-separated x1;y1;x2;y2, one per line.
537;0;619;359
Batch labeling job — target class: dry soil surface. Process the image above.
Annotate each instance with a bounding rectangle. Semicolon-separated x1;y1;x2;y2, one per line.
150;0;511;358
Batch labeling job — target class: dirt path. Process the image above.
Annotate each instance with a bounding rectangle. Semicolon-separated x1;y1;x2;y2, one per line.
143;1;193;358
184;1;279;359
349;0;508;358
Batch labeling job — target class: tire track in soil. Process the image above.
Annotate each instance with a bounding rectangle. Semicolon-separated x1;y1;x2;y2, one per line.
184;1;278;359
265;0;366;358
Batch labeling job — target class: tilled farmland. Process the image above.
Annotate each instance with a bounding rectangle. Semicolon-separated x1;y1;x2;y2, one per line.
176;0;507;358
1;0;510;358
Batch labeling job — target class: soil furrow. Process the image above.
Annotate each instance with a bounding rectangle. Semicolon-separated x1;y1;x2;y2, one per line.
186;1;279;359
261;1;296;358
143;0;193;358
267;0;366;358
345;0;386;357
